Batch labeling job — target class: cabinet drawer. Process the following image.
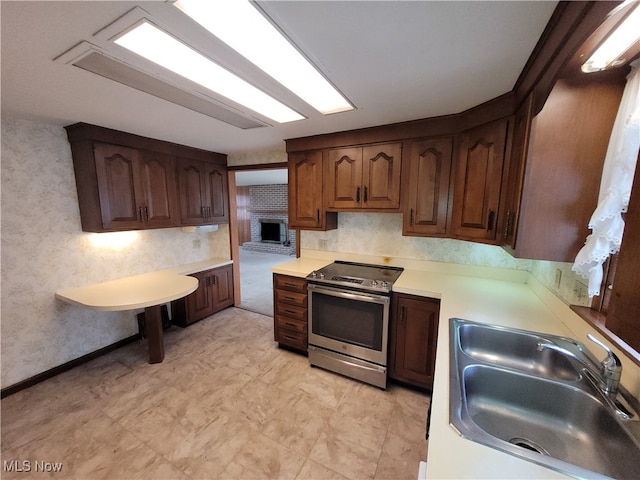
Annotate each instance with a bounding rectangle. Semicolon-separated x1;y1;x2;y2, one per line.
275;289;307;307
275;328;307;351
274;275;307;293
275;315;307;334
275;302;307;321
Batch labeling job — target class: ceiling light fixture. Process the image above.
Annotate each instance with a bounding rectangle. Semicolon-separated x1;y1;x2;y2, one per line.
173;0;354;115
113;20;304;123
581;2;640;73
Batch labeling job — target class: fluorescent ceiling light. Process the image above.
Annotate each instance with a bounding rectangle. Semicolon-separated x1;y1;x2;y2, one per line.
114;21;304;123
582;3;640;73
173;0;353;115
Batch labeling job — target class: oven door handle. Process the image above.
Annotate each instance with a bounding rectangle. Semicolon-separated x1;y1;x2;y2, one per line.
308;284;389;304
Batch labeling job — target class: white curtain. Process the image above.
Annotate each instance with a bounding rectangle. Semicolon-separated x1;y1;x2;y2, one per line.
573;59;640;297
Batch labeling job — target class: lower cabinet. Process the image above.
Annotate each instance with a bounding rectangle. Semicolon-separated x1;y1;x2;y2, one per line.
389;293;440;390
171;264;234;327
273;273;308;352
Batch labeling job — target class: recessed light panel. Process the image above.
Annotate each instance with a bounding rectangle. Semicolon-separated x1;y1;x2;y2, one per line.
173;0;354;115
114;21;305;123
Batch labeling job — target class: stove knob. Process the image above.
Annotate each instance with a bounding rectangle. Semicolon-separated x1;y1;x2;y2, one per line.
381;281;389;288
371;280;378;287
318;272;325;279
310;271;317;278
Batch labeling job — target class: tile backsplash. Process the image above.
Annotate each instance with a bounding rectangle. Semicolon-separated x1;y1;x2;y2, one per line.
1;117;230;388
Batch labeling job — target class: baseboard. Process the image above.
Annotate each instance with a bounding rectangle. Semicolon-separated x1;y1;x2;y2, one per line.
0;334;141;398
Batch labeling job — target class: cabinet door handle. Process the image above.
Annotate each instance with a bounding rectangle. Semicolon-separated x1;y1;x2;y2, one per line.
487;209;495;231
364;186;368;203
400;305;406;323
138;207;144;222
410;208;415;226
211;275;216;285
201;206;206;219
316;209;320;224
356;186;361;203
145;206;149;222
208;206;212;218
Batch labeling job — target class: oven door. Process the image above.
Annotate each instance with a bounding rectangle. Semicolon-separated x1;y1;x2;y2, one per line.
308;284;390;366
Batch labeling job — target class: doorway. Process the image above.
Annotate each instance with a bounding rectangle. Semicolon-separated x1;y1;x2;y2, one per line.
230;168;295;316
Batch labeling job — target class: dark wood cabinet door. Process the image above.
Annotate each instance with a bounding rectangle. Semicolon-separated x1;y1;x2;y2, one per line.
389;293;440;389
203;163;229;223
212;265;234;312
186;270;214;321
451;120;507;241
139;151;178;228
404;138;453;236
289;150;333;229
362;143;402;209
327;147;362;209
605;155;640;352
501;96;532;250
177;158;207;225
94;143;144;230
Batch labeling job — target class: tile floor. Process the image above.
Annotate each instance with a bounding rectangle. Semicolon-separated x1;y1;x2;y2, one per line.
1;308;429;479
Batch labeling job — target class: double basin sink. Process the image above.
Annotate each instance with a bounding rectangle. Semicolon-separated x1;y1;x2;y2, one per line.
450;318;640;479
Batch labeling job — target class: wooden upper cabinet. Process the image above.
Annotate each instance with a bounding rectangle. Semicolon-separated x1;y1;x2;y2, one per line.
177;157;228;226
66;123;227;233
326;142;402;211
288;150;337;230
451;120;508;242
327;147;362;209
403;137;453;236
93;143;177;231
506;74;625;261
139;151;178;228
500;95;533;250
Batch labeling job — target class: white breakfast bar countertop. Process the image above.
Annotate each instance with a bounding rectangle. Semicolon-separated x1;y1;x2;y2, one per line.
55;258;232;311
271;253;640;480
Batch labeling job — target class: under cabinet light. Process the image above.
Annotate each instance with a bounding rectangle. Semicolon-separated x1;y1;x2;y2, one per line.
113;21;304;123
582;3;640;73
173;0;353;115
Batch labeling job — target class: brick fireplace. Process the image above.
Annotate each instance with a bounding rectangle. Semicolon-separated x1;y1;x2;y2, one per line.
242;184;296;255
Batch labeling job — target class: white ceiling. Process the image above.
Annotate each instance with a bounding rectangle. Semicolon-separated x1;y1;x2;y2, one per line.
1;1;558;155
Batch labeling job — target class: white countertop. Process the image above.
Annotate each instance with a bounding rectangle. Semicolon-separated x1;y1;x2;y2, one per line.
56;258;232;311
271;253;639;480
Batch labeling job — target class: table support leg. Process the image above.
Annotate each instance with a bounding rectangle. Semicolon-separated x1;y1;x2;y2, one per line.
144;305;165;363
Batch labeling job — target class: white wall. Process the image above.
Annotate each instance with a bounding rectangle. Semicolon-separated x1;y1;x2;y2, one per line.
0;117;231;388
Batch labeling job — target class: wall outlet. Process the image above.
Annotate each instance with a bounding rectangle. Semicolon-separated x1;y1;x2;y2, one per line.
554;269;562;290
193;239;201;249
573;280;588;302
318;239;328;250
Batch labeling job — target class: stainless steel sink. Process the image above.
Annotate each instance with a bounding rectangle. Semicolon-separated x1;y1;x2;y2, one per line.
457;321;581;381
450;318;640;480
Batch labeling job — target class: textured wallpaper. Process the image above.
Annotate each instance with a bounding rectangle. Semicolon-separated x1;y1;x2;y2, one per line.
300;213;591;306
1;117;231;388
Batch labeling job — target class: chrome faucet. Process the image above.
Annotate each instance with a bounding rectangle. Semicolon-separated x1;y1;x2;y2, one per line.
585;333;622;396
536;334;622;396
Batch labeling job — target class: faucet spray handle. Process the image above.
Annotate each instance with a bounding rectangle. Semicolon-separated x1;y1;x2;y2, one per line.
587;333;622;393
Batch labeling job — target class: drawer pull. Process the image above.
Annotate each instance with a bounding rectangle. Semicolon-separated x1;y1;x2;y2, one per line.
283;335;297;341
283;296;295;301
284;283;297;288
285;322;297;328
284;310;297;315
